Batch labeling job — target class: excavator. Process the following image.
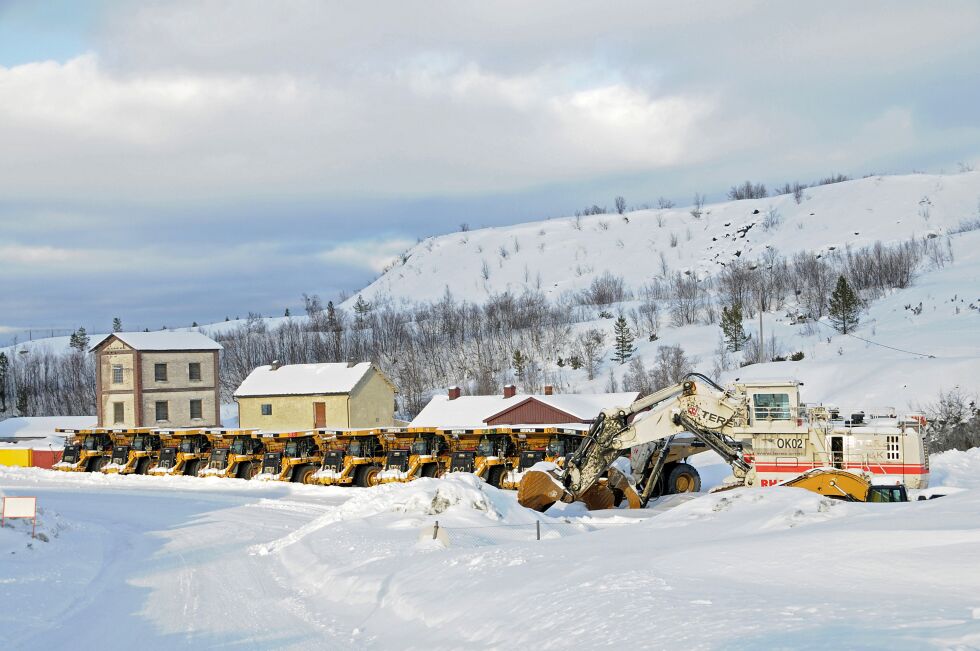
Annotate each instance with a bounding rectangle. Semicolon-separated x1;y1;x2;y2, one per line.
518;374;924;511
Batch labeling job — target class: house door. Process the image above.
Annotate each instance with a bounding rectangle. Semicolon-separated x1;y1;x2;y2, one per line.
314;402;326;428
830;436;844;469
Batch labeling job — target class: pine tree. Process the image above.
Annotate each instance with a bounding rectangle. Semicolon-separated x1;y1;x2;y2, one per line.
829;275;860;334
16;384;28;416
284;308;291;317
613;315;636;364
69;327;89;352
0;351;8;412
720;304;747;351
112;317;123;333
512;350;527;382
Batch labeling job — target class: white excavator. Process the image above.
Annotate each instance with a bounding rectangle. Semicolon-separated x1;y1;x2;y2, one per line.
518;374;928;511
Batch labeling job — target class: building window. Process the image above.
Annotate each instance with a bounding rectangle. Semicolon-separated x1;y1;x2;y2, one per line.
188;362;201;381
752;393;791;421
261;404;273;416
112;364;123;384
113;402;124;424
155;401;169;422
154;363;168;382
190;399;203;420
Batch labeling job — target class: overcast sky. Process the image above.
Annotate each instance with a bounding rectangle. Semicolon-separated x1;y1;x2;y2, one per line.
2;0;979;342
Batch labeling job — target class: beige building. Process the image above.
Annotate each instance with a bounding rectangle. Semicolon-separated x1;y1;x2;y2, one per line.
91;332;222;428
234;362;396;431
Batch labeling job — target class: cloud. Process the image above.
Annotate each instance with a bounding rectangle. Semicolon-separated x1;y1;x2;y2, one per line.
319;238;416;274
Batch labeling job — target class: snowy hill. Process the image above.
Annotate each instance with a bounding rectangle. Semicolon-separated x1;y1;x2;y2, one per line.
352;172;980;304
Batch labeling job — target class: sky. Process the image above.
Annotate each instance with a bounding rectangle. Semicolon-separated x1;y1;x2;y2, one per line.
2;0;980;342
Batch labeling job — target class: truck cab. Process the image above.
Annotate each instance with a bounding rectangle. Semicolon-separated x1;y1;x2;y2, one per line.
258;432;323;483
314;430;385;487
204;432;264;479
55;429;113;472
500;427;585;490
446;429;516;488
377;428;447;483
103;429;161;475
150;431;212;476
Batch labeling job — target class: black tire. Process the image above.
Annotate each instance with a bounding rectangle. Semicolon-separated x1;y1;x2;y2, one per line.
89;456;109;472
236;462;253;479
292;464;316;484
135;457;151;475
184;460;201;477
665;463;701;494
485;465;505;488
420;463;441;478
355;464;380;487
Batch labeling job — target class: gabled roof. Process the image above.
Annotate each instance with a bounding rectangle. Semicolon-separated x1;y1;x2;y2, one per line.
90;331;222;352
486;392;640;422
410;391;639;428
233;362;393;398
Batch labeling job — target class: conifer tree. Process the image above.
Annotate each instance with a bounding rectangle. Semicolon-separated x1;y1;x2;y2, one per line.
512;350;527;382
829;275;860;334
0;351;8;412
69;327;89;352
613;315;636;364
112;317;123;333
720;304;747;351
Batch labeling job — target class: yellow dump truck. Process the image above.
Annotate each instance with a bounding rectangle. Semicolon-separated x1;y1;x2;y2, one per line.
102;428;162;475
499;427;585;490
443;427;518;488
257;431;324;483
149;430;212;476
203;430;265;479
377;427;448;483
54;428;114;472
314;429;386;487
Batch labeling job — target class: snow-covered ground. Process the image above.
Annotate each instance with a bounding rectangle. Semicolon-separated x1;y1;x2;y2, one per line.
3;449;980;649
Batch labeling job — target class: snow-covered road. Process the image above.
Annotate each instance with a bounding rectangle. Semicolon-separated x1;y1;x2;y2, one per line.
3;452;980;650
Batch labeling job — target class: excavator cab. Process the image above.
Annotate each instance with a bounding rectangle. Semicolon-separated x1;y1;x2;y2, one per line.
866;485;908;503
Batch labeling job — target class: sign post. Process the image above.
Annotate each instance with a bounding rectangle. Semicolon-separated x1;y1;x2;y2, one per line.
1;496;38;538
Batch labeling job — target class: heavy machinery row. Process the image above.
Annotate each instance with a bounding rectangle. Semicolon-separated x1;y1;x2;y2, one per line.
53;377;929;506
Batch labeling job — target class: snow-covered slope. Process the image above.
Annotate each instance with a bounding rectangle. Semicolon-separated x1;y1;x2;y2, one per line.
354;172;980;304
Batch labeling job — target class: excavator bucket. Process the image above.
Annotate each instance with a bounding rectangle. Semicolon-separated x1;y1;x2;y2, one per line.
781;468;871;501
517;468;572;512
606;464;644;509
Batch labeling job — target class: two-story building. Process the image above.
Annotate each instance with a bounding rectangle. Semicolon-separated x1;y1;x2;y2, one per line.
91;332;222;428
234;361;396;431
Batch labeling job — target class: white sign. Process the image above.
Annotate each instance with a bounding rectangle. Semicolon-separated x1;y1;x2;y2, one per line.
2;496;36;519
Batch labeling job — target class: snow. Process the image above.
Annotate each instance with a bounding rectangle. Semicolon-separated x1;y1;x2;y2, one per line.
3;447;980;648
90;331;222;351
0;416;93;449
233;362;379;397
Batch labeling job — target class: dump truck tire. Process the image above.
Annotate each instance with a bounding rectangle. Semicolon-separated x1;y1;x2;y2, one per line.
236;462;258;480
184;460;201;477
135;458;151;475
665;463;701;494
355;464;380;487
486;466;505;488
293;464;317;484
88;457;109;472
420;463;441;478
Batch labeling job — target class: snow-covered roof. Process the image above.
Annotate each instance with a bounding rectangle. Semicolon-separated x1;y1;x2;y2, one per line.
91;331;222;352
410;392;639;428
234;362;387;397
0;416;95;448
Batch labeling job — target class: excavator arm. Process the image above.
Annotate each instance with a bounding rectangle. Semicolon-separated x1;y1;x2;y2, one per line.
518;374;753;511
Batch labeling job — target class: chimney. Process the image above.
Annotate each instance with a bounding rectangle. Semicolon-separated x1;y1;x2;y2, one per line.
544;385;554;396
448;386;461;400
270;360;281;371
503;384;516;399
